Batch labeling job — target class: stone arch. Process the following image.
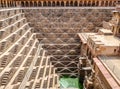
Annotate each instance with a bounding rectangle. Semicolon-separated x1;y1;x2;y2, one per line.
16;1;21;7
25;1;29;7
56;1;60;6
8;1;12;7
66;1;69;6
48;1;51;6
38;1;41;6
3;1;6;7
30;1;33;7
88;1;91;6
74;1;78;6
9;1;11;7
34;2;37;7
85;1;88;6
113;1;116;6
21;1;25;7
79;1;82;6
84;1;87;6
8;1;11;7
52;1;55;6
92;1;95;6
105;1;109;6
109;1;112;6
96;1;99;6
61;1;64;6
3;2;6;7
70;1;73;6
101;1;104;6
11;1;13;7
43;1;47;6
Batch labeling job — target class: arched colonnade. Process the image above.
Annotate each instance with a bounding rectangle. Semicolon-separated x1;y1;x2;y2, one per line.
0;0;118;7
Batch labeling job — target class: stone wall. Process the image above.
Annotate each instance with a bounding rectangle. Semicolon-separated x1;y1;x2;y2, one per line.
24;9;112;33
23;8;113;77
0;8;59;89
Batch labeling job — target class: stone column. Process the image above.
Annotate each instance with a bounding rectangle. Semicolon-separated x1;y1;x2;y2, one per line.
59;1;61;7
41;1;43;7
99;1;101;6
64;1;66;7
36;1;38;7
77;1;79;6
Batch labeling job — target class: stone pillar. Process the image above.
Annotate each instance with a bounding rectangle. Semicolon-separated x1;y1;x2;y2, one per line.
15;1;17;7
113;1;115;6
86;1;88;6
8;1;11;7
16;1;21;7
41;1;43;7
90;1;92;6
64;1;66;7
104;1;106;6
60;2;61;7
77;1;79;6
4;1;6;7
99;1;101;6
15;1;18;7
108;1;110;6
13;1;16;7
0;1;1;8
47;1;48;7
55;1;56;7
95;1;97;6
82;1;84;6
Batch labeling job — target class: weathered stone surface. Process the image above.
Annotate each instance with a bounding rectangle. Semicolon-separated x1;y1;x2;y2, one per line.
24;9;112;33
23;9;112;77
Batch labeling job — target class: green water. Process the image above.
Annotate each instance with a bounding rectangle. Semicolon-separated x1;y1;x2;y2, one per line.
59;76;83;89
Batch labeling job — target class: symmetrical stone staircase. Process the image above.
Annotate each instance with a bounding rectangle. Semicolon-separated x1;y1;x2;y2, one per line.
0;8;59;89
